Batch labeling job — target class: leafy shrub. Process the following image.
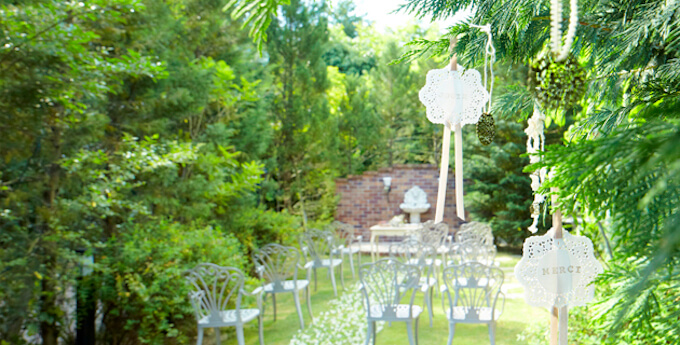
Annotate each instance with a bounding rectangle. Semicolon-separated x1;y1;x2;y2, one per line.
228;206;303;254
97;221;252;345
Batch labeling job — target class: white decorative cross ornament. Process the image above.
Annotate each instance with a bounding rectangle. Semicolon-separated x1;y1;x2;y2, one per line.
526;103;547;233
419;33;492;223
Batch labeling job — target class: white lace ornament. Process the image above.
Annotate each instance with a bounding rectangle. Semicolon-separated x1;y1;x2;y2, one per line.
514;228;603;309
419;65;490;127
526;103;547;233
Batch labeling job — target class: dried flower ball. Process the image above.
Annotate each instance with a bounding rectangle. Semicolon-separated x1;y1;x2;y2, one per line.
528;54;586;110
476;112;495;146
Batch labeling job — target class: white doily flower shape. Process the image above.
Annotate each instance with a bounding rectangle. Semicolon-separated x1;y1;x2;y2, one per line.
514;228;603;309
419;65;490;127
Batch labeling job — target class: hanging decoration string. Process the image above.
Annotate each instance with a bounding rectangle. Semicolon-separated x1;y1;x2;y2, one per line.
551;0;579;61
469;24;495;112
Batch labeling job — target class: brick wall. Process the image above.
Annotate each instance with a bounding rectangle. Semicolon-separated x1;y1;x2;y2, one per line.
335;164;465;241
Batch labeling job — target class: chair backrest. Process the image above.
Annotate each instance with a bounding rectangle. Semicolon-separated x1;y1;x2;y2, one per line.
418;220;449;248
253;244;300;289
185;263;244;323
359;259;420;319
328;220;356;246
301;228;336;265
442;262;504;321
455;221;494;246
457;242;496;265
389;239;436;268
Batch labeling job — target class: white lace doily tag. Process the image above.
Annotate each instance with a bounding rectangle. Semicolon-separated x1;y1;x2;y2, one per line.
514;228;603;309
418;66;490;127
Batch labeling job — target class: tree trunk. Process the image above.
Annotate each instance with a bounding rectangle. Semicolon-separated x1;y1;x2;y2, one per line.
40;115;62;345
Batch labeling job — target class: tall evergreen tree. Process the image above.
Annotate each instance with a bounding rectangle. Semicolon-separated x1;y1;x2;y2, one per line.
465;119;534;247
266;0;333;217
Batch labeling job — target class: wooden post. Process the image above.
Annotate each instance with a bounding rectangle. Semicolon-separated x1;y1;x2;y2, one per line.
550;187;567;345
550;306;559;345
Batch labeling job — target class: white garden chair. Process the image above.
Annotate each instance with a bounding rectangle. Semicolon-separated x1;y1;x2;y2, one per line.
329;221;363;278
300;228;345;296
359;259;423;345
253;243;314;329
389;239;438;326
441;262;505;345
455;221;495;247
449;221;496;265
185;263;264;345
409;220;449;249
409;220;449;277
455;242;497;266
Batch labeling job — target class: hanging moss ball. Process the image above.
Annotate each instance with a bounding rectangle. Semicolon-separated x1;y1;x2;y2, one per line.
528;54;586;110
476;112;495;146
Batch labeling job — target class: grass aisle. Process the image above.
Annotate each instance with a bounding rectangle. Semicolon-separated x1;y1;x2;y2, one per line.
289;283;383;345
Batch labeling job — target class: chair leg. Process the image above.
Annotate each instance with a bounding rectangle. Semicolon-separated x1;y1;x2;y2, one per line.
434;266;440;297
358;249;362;271
372;321;377;345
215;328;221;345
339;261;345;289
406;320;415;345
365;320;373;345
235;325;245;345
430;279;436;301
441;292;446;315
426;288;433;327
415;317;420;345
196;327;204;345
488;322;496;345
306;285;314;322
329;266;338;297
272;293;277;321
293;290;304;329
447;322;456;345
313;268;318;292
258;313;265;345
349;250;355;278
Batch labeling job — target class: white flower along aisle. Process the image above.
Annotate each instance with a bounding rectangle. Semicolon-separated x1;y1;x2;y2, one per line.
289;283;383;345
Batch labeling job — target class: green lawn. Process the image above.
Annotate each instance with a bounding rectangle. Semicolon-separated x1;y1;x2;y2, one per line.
197;253;550;345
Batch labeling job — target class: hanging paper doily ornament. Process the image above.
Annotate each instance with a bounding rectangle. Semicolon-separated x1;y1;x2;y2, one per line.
528;55;586;110
514;228;603;309
419;24;495;223
419;65;490;126
476;112;495;145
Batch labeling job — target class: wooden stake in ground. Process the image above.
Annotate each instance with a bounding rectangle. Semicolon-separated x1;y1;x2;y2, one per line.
550;188;568;345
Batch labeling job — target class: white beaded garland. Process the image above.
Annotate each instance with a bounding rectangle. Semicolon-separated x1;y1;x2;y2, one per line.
551;0;579;61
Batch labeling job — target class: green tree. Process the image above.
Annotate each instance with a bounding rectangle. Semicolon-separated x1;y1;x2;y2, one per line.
0;1;165;342
0;0;284;343
465;119;533;247
265;0;334;220
400;0;680;343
